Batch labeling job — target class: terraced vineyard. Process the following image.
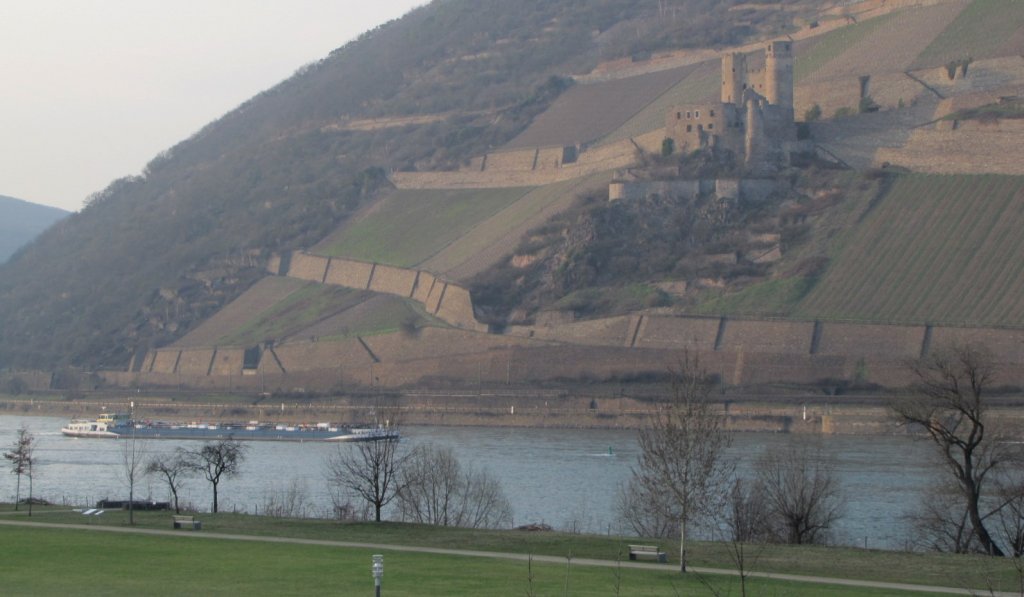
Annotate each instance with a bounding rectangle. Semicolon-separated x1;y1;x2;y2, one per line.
911;0;1024;69
312;187;534;267
795;174;1024;326
504;65;694;149
422;171;612;280
210;283;374;347
794;11;898;83
598;60;720;144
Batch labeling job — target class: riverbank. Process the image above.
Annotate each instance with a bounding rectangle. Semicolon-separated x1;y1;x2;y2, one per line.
4;389;1023;435
1;506;1021;595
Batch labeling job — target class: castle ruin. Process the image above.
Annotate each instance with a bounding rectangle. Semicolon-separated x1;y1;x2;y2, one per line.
665;41;797;172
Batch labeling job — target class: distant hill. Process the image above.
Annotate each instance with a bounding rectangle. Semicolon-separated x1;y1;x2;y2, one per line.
0;196;68;263
6;0;1024;384
0;0;813;370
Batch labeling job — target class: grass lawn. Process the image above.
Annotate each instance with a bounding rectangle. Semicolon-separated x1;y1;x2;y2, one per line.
0;524;948;596
3;507;1022;593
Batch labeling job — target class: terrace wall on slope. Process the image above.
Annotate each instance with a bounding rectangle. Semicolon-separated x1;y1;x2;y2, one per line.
131;316;1024;390
390;134;655;190
276;252;487;333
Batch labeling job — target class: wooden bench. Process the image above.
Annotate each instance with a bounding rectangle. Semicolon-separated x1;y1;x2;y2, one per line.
172;515;202;530
628;544;667;563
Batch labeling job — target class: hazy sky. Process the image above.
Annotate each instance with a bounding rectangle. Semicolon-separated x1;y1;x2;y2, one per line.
1;1;424;212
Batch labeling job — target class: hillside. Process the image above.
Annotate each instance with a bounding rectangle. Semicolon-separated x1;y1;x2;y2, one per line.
6;0;1024;391
0;0;819;370
0;196;67;264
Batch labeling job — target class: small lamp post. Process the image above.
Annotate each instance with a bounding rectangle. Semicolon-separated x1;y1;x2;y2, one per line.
372;554;384;597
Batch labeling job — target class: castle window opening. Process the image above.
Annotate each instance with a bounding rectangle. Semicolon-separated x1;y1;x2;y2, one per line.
695;110;700;118
708;123;713;130
710;109;715;117
697;124;703;131
677;112;682;119
686;124;692;132
686;111;691;119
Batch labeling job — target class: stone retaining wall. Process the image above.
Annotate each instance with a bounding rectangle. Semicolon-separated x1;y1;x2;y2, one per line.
369;263;418;297
325;258;373;288
277;253;486;332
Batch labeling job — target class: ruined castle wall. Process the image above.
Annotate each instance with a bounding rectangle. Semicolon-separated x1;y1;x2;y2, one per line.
324;258;373;289
368;264;418;297
738;179;785;201
575;138;641;169
765;41;794;110
287;252;330;282
716;179;741;200
609;179;703;201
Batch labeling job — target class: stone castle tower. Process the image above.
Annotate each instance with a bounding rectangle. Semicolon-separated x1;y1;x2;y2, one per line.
665;40;796;171
764;41;794;118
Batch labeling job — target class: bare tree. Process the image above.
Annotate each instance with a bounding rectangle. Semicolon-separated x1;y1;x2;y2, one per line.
189;439;246;513
398;444;512;528
326;437;406;522
146;448;193;514
615;480;680;539
891;344;1020;556
719;478;770;597
4;426;34;513
756;439;844;545
630;355;732;572
120;431;147;525
907;476;978;553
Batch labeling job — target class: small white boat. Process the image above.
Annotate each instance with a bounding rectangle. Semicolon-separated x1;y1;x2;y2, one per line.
61;413;126;439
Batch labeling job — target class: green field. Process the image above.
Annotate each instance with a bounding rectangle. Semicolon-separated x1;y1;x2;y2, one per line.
314;187;535;267
796;174;1024;325
911;0;1024;69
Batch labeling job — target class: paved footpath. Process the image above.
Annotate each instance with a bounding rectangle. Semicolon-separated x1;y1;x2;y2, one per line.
0;519;1015;596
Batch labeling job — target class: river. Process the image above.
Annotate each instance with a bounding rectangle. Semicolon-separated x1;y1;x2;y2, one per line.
0;414;936;550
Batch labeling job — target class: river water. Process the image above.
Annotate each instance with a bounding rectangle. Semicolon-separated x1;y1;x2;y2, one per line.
0;415;936;549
